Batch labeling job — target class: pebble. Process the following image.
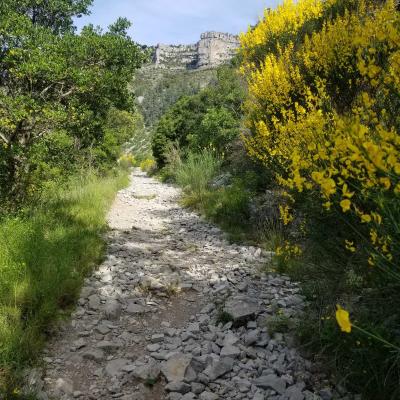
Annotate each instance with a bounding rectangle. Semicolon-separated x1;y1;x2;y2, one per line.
30;170;350;400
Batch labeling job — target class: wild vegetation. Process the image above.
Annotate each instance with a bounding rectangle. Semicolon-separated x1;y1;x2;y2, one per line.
1;0;399;397
0;172;128;396
0;0;145;207
0;0;145;394
149;0;400;397
134;67;216;127
152;66;245;166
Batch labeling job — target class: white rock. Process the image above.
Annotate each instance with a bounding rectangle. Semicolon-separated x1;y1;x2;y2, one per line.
104;300;122;320
161;353;192;382
54;378;74;396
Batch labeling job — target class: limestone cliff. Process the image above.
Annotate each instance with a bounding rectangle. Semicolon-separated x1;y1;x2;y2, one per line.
153;31;240;70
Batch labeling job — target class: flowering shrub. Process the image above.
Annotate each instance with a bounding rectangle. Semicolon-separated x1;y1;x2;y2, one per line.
240;0;400;396
118;153;136;169
140;158;156;173
241;0;400;278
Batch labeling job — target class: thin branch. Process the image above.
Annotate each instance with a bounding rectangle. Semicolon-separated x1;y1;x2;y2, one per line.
59;87;75;98
0;132;9;144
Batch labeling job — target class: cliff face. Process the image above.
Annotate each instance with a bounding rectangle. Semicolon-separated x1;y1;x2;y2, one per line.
153;31;240;70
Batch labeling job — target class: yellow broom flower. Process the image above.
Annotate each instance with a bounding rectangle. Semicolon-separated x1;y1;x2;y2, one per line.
336;305;352;333
340;199;351;212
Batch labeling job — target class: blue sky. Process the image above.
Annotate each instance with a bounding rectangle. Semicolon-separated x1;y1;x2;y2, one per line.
74;0;279;45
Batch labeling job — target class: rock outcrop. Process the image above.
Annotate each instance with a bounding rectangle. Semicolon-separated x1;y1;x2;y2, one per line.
153;31;240;70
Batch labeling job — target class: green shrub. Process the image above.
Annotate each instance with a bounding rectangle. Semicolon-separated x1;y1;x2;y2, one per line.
202;180;251;233
174;150;221;204
118;153;136;169
140;158;156;173
151;66;244;167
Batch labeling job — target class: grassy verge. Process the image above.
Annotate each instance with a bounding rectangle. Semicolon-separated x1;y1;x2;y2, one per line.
160;149;257;243
0;171;129;397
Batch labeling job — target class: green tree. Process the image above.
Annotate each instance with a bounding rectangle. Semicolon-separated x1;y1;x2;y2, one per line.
0;0;92;33
152;66;245;165
0;3;145;205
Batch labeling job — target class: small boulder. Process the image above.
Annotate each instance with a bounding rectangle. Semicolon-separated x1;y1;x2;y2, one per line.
220;345;240;359
161;353;192;383
165;381;191;394
203;357;234;381
223;296;259;325
105;358;130;377
126;302;146;314
199;391;219;400
54;378;74;397
104;300;122;320
130;360;161;381
88;294;101;310
82;349;105;362
253;373;286;394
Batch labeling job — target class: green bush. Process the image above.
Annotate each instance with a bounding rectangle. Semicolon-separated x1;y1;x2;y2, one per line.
118;153;136;170
152;66;244;166
203;180;252;233
174;150;221;204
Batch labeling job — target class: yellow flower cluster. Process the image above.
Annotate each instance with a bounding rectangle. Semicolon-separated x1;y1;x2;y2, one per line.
140;158;156;173
276;241;303;260
240;0;327;65
336;305;352;333
279;204;294;225
240;0;400;266
118;153;136;169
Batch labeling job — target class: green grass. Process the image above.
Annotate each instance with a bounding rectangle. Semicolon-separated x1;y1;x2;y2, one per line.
175;150;221;204
0;171;128;397
163;149;257;243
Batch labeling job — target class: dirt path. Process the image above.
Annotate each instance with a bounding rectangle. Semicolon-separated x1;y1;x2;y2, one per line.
35;170;342;400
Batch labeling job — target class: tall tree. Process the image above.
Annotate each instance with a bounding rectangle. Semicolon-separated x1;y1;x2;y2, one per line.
0;0;92;33
0;2;145;204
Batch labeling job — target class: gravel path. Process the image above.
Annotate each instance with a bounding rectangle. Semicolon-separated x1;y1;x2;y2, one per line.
31;170;346;400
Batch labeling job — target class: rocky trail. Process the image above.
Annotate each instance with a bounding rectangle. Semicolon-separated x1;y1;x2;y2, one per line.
31;170;344;400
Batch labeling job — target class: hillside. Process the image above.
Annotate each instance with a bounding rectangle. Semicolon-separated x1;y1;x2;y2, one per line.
133;67;217;127
130;31;240;159
133;31;239;128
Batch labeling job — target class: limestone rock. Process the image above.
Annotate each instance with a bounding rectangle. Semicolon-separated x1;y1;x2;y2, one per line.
199;391;219;400
203;357;234;380
126;302;146;314
161;353;192;382
223;296;259;324
104;300;122;320
88;294;100;310
82;349;105;362
154;31;239;70
220;345;240;359
54;378;74;396
105;358;130;377
165;381;191;394
130;360;161;381
253;373;287;394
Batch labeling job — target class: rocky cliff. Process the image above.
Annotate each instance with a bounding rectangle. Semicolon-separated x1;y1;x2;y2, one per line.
153;31;240;70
